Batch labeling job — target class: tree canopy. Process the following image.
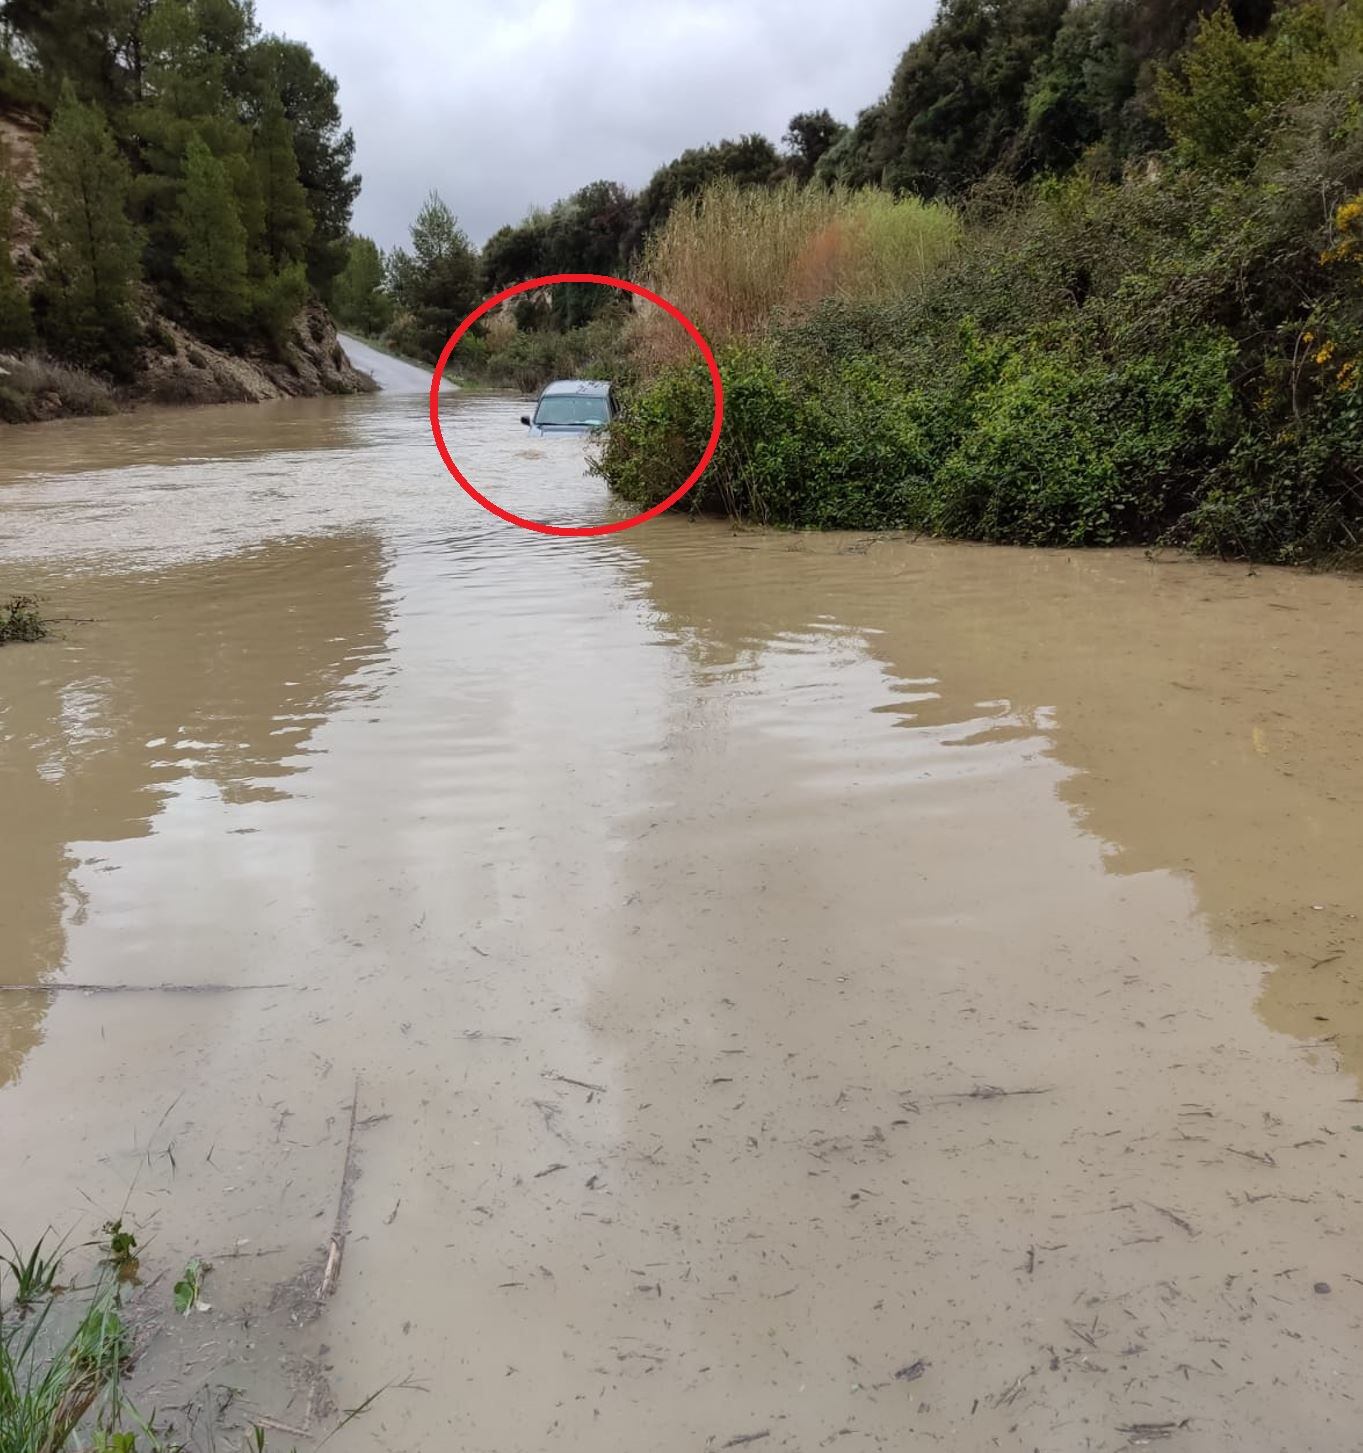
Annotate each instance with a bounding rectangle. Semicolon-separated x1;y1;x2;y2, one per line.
34;88;142;371
387;191;480;361
0;0;359;365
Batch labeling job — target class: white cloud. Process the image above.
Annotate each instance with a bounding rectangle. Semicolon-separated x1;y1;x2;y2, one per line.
253;0;935;248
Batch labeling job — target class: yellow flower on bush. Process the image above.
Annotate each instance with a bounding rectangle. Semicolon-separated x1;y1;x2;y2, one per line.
1314;339;1337;365
1339;358;1358;392
1323;194;1363;265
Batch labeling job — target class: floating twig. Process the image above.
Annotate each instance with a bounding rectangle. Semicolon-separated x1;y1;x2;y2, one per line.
1226;1146;1276;1166
251;1416;310;1438
1117;1420;1190;1441
993;1368;1036;1408
1145;1202;1197;1237
546;1073;607;1095
320;1078;361;1300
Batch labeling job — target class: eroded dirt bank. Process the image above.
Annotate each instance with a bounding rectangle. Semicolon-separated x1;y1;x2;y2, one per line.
0;392;1360;1451
1;103;375;424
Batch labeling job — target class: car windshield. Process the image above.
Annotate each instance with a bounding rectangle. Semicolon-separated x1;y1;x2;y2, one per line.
534;394;609;427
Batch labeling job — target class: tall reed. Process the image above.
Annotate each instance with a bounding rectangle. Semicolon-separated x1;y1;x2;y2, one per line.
634;179;959;363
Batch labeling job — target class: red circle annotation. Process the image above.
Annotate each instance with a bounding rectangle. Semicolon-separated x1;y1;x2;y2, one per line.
428;273;724;538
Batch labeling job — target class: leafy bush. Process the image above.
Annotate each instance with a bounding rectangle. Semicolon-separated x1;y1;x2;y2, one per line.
926;329;1238;544
601;324;1238;542
253;261;309;351
466;309;636;392
600;36;1363;563
0;595;46;643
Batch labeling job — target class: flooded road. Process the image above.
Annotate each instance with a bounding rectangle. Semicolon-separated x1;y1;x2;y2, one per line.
1;374;1362;1452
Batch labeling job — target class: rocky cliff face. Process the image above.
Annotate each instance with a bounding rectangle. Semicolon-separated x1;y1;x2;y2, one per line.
0;103;41;277
134;300;377;409
0;103;377;424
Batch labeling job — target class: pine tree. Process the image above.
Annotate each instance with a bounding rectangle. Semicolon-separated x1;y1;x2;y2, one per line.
332;234;391;335
387;192;480;360
245;35;361;293
254;96;312;269
35;89;141;372
254;258;308;349
175;133;251;333
0;158;36;351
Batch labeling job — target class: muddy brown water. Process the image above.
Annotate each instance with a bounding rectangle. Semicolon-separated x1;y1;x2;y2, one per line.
1;343;1362;1451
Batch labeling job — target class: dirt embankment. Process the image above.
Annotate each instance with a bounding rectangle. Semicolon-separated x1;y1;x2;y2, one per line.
1;301;379;427
0;104;377;424
131;300;378;410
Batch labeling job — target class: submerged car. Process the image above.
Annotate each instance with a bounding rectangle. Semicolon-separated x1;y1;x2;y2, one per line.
521;379;617;437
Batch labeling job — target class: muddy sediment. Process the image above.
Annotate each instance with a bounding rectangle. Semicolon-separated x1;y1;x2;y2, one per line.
0;389;1360;1450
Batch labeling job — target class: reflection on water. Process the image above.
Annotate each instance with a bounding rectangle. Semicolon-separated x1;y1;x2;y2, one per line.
2;385;1363;1450
0;531;391;1085
0;395;369;481
620;528;1363;1076
1;387;1361;1085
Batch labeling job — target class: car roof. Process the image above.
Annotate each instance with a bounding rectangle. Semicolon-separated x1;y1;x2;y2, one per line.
539;379;612;398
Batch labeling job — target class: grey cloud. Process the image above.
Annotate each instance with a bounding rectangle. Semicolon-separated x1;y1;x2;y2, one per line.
255;0;935;249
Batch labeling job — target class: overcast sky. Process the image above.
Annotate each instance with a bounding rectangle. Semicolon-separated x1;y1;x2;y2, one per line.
252;0;936;249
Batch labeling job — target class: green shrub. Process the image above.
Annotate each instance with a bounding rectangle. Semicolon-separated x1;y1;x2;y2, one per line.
602;325;1240;543
468;311;636;392
254;262;309;353
1155;2;1354;174
927;329;1238;545
600;341;936;529
0;595;46;643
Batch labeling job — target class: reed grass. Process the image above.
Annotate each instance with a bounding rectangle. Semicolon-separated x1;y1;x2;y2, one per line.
1;1242;134;1453
633;179;960;364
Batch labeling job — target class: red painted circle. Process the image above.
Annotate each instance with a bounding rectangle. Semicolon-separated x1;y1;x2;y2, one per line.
428;273;723;538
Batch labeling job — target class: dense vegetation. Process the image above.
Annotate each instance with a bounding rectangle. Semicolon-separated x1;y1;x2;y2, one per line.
0;592;44;642
331;121;837;386
343;0;1360;560
0;0;358;375
598;0;1363;563
8;1;1358;560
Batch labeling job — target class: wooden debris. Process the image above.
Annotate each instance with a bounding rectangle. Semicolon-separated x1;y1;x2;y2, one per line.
546;1073;607;1095
251;1415;310;1438
319;1077;361;1301
1145;1201;1197;1236
1117;1419;1190;1441
1226;1146;1276;1166
939;1085;1054;1101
